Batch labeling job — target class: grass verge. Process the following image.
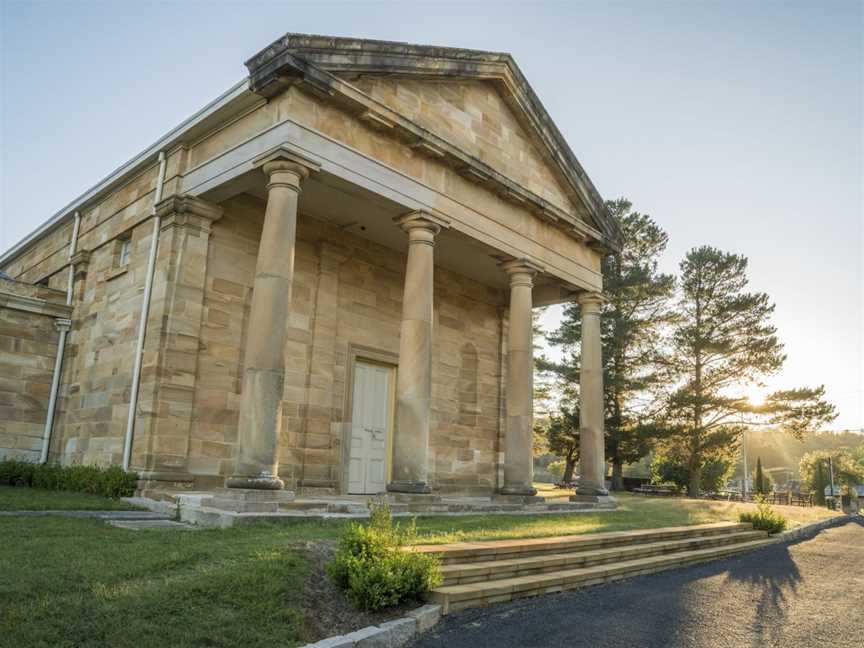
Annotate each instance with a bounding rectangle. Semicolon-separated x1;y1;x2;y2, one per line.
0;486;142;511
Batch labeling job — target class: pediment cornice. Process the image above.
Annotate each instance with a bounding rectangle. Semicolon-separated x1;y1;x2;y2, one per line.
245;34;622;252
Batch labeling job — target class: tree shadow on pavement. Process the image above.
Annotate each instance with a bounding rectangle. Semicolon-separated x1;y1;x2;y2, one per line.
411;519;864;648
722;544;801;647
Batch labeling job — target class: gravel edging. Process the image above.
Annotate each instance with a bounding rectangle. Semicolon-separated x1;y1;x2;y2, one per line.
301;604;442;648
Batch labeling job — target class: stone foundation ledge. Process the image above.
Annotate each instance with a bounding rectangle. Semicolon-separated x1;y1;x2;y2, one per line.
201;487;297;513
128;490;618;528
301;604;441;648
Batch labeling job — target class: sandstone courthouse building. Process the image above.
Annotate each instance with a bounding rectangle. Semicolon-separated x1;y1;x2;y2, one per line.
0;35;620;502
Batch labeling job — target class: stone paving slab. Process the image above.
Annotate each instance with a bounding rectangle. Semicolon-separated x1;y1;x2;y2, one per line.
108;519;199;531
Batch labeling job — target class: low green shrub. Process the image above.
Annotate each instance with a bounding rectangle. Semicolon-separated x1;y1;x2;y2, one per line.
0;458;138;498
326;498;442;611
739;496;787;534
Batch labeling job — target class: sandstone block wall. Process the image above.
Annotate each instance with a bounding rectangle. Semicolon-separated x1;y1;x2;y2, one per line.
182;195;506;493
0;280;69;461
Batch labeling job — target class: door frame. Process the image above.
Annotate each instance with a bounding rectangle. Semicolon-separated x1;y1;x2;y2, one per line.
341;343;398;495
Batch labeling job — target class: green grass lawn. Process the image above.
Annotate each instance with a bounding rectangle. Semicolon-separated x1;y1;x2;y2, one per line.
0;486;142;511
406;491;841;545
0;517;310;648
0;486;843;648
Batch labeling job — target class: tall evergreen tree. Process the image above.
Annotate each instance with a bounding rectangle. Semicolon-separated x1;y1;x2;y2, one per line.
755;457;765;495
543;406;580;483
542;199;675;490
661;246;836;496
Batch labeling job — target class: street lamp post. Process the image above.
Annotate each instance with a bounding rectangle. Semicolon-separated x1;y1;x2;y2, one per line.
742;425;749;500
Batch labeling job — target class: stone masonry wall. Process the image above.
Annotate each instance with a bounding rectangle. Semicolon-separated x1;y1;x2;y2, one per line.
0;280;69;461
183;194;505;493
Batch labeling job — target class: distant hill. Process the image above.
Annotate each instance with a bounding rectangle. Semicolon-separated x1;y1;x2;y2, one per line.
732;429;863;479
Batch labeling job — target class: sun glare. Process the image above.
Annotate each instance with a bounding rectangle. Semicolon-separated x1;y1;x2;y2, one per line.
744;386;766;408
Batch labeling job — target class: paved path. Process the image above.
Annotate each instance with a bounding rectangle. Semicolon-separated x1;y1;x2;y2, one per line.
413;517;864;648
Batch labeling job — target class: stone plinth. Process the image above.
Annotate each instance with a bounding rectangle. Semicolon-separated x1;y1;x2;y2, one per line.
492;494;547;505
203;487;296;513
386;493;443;505
569;493;617;508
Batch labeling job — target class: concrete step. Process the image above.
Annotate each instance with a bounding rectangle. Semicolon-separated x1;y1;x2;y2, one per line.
414;522;754;564
108;519;199;531
431;537;775;614
440;530;767;585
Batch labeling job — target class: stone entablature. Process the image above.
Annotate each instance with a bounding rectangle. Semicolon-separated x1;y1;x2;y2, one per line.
243;34;621;248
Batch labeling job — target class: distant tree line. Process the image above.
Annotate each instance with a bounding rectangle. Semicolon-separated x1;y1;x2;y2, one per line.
536;199;839;497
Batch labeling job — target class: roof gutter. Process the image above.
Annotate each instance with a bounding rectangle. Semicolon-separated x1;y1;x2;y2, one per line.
0;78;250;267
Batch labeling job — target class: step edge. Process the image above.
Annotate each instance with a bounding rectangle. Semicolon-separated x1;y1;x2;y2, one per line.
432;538;774;600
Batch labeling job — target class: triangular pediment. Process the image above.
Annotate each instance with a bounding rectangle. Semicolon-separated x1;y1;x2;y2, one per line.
343;76;577;217
245;34;622;249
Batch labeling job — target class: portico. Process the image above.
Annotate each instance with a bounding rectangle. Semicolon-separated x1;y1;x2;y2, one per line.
0;34;621;504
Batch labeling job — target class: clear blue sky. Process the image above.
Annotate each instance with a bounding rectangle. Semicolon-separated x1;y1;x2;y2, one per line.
2;1;862;430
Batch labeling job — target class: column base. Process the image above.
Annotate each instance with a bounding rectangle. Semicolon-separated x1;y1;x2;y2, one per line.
226;473;285;490
498;485;538;497
386;480;432;495
576;485;610;497
570;492;617;508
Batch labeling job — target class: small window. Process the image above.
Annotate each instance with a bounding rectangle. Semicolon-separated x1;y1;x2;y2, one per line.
118;238;132;267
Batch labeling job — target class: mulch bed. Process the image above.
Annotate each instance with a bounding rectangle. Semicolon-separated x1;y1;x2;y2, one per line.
299;541;415;641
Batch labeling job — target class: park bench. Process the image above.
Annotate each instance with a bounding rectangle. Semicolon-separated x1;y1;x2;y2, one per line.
633;485;677;496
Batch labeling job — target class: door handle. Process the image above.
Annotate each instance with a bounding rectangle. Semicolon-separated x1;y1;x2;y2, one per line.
365;427;384;440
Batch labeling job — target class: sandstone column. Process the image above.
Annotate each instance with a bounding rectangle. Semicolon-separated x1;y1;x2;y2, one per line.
576;291;608;496
499;259;543;496
387;211;449;494
228;147;319;490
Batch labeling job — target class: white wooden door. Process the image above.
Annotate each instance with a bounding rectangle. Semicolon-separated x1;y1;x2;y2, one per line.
348;362;391;494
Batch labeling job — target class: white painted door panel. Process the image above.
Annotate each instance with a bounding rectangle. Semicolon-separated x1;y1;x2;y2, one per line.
348;362;391;494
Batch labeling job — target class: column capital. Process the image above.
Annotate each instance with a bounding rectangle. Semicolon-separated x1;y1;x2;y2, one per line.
54;318;72;332
254;144;321;188
499;258;544;285
394;210;450;239
156;195;224;233
578;290;605;313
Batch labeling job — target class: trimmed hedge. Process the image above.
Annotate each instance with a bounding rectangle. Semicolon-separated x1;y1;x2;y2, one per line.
327;499;442;611
0;459;138;499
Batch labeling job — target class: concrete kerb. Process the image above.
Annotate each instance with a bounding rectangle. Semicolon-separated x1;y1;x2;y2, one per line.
302;604;442;648
771;513;853;544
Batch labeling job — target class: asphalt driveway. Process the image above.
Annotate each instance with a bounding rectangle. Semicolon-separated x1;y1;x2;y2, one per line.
412;517;864;648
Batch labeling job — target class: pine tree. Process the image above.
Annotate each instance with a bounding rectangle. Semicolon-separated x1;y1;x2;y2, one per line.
661;246;836;497
542;199;674;490
543;406;580;483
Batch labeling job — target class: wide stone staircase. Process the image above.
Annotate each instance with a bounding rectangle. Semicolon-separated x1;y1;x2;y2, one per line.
415;522;774;614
